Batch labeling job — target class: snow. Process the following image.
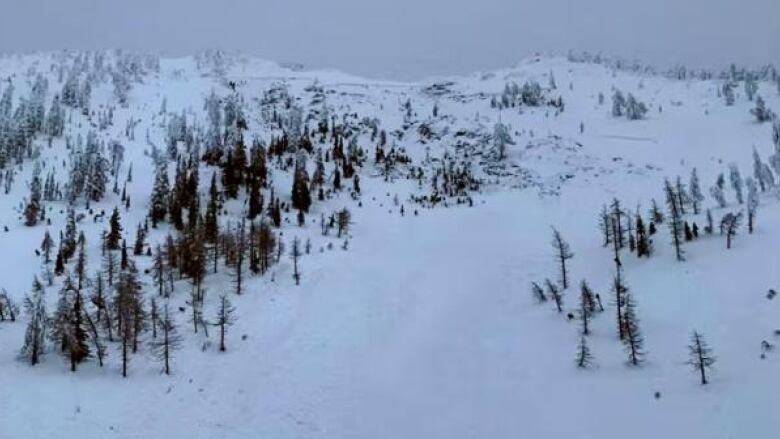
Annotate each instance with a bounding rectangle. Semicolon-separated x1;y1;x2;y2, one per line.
0;51;778;438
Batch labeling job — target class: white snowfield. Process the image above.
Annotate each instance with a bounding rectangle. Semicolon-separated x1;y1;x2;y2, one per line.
0;51;778;439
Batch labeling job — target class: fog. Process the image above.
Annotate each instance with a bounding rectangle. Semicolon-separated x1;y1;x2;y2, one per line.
0;0;777;79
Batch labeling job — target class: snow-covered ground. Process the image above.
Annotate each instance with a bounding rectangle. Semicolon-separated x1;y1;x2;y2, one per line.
0;51;778;438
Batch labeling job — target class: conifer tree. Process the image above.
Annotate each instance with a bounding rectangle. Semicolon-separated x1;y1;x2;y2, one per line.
664;179;685;261
721;211;743;249
232;220;247;295
649;198;664;224
705;209;714;235
75;232;87;290
152;244;167;297
551;228;574;289
149;305;181;375
149;162;170;227
62;208;78;260
686;331;715;385
291;157;312;213
20;277;47;366
729;164;744;204
710;173;727;208
579;286;591;335
256;221;276;275
67;288;91;371
133;224;146;256
107;207;122;250
622;293;645;366
545;278;563;313
598;204;612;247
746;177;759;233
215;294;236;352
575;335;593;369
531;282;547;303
337;208;351;238
291;236;302;285
115;263;143;377
675;176;688;215
24;164;42;226
635;214;652;257
610;199;626;249
689;168;704;214
41;230;55;264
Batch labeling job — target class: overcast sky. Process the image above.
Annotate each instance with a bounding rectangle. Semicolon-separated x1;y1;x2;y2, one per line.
0;0;777;80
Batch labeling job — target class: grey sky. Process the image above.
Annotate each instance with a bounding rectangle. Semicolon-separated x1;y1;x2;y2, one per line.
0;0;777;80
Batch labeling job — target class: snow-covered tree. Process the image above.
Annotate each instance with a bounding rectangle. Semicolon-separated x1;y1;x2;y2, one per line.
722;82;735;106
746;177;759;233
493;121;514;160
709;173;727;208
720;211;743;249
689;168;704;214
611;89;626;117
20;277;47;365
625;94;648;120
729;164;744;204
751;95;775;123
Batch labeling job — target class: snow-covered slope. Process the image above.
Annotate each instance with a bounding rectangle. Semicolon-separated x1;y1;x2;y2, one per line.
0;50;778;439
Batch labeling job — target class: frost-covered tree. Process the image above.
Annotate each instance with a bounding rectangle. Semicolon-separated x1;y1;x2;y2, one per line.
746;177;759;233
611;89;626;117
729;164;744;204
720;211;743;249
149;162;170;227
751;95;775;123
709;173;727;208
625;94;648;120
753;147;774;192
745;75;758;101
46;94;65;137
689;168;704;214
493;121;514;160
112;71;131;107
722;82;735;106
24;162;42;226
20;277;47;365
686;331;715;385
291;154;311;213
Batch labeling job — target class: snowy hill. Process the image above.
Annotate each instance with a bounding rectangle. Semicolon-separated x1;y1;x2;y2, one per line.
0;50;778;438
